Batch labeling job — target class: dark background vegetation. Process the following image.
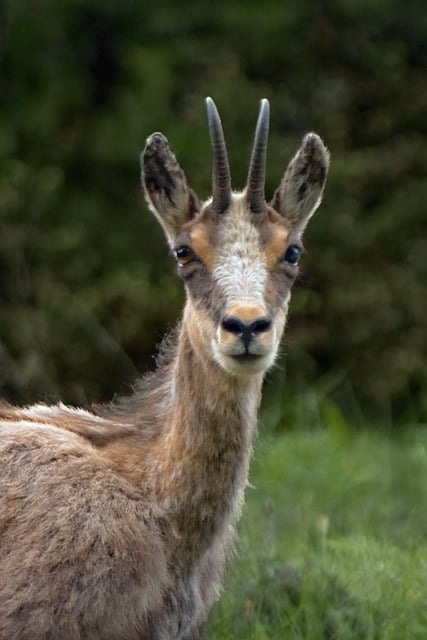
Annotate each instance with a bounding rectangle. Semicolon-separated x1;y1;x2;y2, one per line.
0;0;426;426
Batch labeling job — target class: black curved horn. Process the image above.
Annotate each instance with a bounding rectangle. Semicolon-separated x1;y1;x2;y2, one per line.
205;97;231;213
246;99;270;214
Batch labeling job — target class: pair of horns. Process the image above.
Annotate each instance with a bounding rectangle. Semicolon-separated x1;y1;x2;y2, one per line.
206;97;269;214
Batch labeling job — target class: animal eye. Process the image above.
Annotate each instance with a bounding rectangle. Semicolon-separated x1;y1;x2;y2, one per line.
282;244;302;265
174;245;195;266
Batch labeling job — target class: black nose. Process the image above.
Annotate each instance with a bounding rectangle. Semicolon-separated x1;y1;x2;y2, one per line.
221;315;272;348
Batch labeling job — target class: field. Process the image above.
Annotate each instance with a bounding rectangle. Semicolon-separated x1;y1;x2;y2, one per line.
208;421;427;639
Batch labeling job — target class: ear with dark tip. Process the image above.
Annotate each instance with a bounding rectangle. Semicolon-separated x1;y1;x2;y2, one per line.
141;132;199;245
271;133;330;233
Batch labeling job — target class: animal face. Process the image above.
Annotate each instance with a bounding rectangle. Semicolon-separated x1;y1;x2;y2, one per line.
141;99;329;375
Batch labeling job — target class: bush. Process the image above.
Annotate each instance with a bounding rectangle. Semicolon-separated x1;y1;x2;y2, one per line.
0;0;425;421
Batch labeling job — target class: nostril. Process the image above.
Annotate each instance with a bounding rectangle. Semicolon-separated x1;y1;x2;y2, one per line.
250;317;272;334
221;315;272;338
221;316;246;335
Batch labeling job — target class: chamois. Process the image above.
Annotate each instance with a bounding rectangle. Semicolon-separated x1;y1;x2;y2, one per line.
0;98;329;639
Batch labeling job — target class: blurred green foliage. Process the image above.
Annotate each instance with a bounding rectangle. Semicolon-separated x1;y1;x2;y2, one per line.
208;426;427;638
0;0;426;421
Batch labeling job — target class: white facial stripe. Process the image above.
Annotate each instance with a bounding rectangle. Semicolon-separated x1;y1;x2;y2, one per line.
212;197;267;304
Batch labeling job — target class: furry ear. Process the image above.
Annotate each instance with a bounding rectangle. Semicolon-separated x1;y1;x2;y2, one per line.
271;133;330;233
141;133;199;245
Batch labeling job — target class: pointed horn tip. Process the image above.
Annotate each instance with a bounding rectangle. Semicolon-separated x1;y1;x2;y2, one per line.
205;96;231;212
257;99;270;130
245;98;270;213
205;96;218;115
205;97;223;131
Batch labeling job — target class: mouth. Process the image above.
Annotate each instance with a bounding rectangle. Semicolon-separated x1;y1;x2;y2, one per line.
231;352;263;363
216;349;275;375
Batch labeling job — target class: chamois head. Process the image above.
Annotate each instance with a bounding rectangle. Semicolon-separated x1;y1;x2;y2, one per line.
141;98;329;376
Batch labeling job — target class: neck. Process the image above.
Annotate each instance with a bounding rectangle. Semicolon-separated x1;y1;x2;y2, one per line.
101;308;264;559
153;322;262;510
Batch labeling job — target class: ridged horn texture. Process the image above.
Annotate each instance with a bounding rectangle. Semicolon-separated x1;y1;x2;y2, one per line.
205;97;231;213
246;98;270;214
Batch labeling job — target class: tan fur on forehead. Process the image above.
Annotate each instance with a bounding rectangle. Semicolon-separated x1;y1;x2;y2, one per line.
248;205;291;270
189;224;215;270
264;226;289;268
256;208;290;269
183;198;290;273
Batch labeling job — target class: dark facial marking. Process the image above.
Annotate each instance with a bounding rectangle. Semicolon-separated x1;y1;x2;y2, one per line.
182;265;224;325
172;224;223;323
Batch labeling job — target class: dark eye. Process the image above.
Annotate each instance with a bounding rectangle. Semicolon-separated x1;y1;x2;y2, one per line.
174;245;195;266
283;244;302;265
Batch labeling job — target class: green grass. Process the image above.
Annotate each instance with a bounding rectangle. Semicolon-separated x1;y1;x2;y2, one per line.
207;426;427;639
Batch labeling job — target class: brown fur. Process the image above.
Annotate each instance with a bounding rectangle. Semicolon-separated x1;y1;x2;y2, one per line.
0;101;329;639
